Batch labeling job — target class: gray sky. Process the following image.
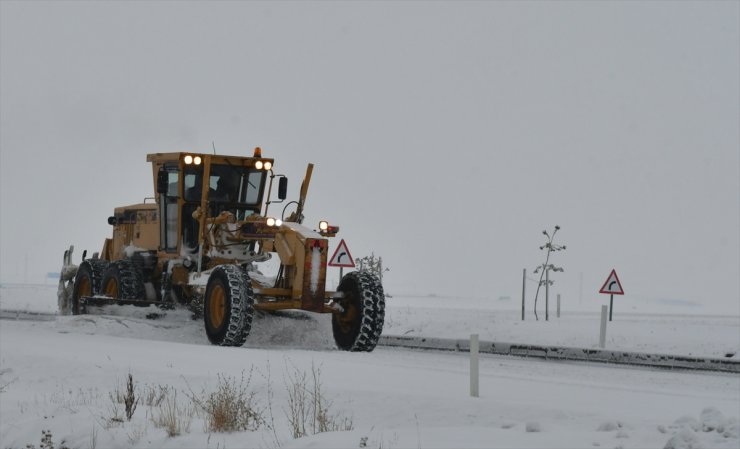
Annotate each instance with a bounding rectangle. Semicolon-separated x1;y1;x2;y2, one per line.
1;2;738;314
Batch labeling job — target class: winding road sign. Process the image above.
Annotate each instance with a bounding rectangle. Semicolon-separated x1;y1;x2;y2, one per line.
328;239;355;268
599;269;624;295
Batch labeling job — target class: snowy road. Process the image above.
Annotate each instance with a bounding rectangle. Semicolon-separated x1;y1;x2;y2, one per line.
1;312;738;449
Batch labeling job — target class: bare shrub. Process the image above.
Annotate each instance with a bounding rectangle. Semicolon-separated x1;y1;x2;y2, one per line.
152;390;193;437
127;421;148;445
142;384;170;407
284;361;353;439
259;362;282;448
123;373;138;421
89;426;98;449
109;373;138;421
107;395;124;427
24;430;70;449
285;365;310;438
189;369;264;433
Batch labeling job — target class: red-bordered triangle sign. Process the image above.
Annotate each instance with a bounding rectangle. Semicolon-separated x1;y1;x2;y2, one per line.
599;269;625;295
328;239;355;268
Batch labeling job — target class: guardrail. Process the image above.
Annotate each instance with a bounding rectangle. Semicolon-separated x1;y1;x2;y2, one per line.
3;309;737;373
379;335;740;374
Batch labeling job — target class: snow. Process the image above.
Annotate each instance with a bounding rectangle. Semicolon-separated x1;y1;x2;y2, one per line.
383;295;740;359
310;247;320;295
122;245;149;259
1;283;739;448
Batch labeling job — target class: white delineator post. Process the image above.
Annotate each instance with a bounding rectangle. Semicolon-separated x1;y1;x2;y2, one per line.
470;334;479;397
599;305;608;348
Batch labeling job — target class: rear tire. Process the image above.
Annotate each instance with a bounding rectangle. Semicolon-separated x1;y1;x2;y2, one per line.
71;260;108;315
332;271;385;352
204;265;254;346
100;260;145;300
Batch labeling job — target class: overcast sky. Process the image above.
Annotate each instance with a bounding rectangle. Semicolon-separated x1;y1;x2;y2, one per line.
1;2;738;314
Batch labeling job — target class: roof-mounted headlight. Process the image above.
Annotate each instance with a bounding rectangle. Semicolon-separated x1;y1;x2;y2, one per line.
264;161;272;170
184;155;193;165
318;220;339;235
256;161;264;170
193;156;202;165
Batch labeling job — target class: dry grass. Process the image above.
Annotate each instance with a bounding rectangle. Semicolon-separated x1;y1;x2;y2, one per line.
284;361;353;439
109;373;138;421
142;383;170;407
24;430;70;449
189;369;264;433
151;390;194;437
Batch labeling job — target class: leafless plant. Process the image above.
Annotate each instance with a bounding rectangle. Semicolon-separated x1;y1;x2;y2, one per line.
88;425;98;449
109;373;139;421
142;383;170;407
187;369;264;433
284;364;310;438
533;225;566;321
107;395;124;427
24;430;70;449
152;390;193;437
257;361;282;448
284;361;353;439
123;373;138;421
127;420;148;445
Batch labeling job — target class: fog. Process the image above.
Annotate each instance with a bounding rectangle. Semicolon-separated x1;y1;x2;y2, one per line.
1;2;738;314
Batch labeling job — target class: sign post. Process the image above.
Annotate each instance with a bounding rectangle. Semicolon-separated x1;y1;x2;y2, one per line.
328;239;355;283
599;269;624;321
599;305;608;348
470;334;479;397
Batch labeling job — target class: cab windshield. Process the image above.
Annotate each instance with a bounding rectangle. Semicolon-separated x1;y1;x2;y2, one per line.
183;164;266;220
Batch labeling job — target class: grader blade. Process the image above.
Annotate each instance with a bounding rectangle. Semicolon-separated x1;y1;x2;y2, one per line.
57;245;78;315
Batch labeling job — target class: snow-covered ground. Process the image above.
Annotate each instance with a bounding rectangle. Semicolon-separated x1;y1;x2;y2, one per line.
1;283;739;448
383;295;740;360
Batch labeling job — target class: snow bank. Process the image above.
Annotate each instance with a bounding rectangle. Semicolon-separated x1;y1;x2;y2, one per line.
663;408;739;449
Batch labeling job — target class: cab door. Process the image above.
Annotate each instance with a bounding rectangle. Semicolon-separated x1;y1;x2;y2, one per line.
158;165;180;253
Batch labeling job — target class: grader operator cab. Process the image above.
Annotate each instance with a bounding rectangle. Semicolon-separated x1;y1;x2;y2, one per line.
58;148;385;351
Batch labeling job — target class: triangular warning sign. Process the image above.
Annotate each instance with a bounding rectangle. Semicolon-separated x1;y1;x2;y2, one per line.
599;269;624;295
328;239;355;268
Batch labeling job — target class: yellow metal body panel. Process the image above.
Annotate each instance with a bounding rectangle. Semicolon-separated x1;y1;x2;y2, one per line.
108;203;158;260
97;151;335;315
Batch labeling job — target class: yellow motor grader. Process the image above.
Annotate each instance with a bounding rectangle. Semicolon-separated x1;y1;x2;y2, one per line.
57;148;384;351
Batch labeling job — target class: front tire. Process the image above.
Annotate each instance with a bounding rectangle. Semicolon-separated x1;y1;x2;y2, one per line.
204;265;254;346
332;271;385;352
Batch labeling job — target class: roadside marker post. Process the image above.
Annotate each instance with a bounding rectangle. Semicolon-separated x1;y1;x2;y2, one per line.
470;334;479;397
599;305;608;348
